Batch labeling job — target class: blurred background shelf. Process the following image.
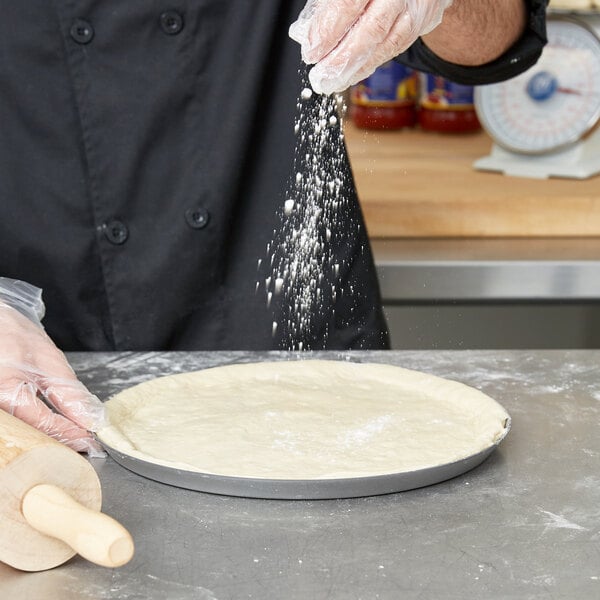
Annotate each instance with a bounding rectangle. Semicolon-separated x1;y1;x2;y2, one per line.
344;125;600;349
344;123;600;238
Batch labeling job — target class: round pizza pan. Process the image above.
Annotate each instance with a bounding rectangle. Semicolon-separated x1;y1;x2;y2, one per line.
99;420;510;500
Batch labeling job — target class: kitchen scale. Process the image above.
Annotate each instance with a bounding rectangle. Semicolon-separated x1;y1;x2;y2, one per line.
474;12;600;179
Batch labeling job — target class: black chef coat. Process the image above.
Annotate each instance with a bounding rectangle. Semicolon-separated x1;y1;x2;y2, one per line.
0;1;547;352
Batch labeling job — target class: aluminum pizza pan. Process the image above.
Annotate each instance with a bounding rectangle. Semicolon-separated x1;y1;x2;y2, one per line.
100;421;510;500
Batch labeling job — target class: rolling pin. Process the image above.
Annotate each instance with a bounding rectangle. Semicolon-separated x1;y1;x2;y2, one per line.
0;410;134;572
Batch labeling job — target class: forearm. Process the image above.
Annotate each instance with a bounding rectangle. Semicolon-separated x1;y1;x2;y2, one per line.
422;0;528;66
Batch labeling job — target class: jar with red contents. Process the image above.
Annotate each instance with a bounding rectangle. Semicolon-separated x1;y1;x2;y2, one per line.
418;73;480;133
351;62;417;130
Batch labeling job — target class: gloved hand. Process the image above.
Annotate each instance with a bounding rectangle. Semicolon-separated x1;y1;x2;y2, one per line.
290;0;453;95
0;278;106;455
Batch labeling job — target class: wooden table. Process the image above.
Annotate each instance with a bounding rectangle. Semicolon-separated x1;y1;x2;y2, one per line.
344;123;600;238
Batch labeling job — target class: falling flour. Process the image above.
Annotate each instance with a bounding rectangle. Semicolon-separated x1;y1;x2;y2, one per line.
259;73;350;350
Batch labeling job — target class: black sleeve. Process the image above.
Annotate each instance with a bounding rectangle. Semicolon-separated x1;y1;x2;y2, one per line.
395;0;548;85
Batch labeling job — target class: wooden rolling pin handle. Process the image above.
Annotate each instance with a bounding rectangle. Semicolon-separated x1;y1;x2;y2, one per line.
21;484;134;568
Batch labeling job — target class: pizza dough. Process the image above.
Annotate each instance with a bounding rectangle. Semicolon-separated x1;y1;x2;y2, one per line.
97;360;510;480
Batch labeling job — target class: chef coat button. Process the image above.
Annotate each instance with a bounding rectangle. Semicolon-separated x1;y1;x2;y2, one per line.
70;19;94;44
185;207;210;229
103;220;129;245
159;11;184;35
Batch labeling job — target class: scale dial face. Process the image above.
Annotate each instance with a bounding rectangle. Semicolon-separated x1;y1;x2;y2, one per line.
475;17;600;155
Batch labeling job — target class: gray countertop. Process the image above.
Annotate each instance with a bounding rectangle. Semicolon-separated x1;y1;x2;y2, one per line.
2;350;599;599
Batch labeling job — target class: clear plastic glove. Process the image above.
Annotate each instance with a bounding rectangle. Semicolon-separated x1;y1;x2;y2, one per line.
290;0;453;95
0;278;106;455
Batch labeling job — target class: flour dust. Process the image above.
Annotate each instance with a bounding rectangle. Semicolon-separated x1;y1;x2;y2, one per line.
259;74;352;350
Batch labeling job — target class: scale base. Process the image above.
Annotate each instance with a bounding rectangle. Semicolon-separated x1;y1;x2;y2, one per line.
474;128;600;180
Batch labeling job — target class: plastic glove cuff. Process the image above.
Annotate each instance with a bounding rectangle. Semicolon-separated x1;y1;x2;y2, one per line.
0;277;45;326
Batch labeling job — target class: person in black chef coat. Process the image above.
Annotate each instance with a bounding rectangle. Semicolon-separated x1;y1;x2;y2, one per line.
0;0;548;452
